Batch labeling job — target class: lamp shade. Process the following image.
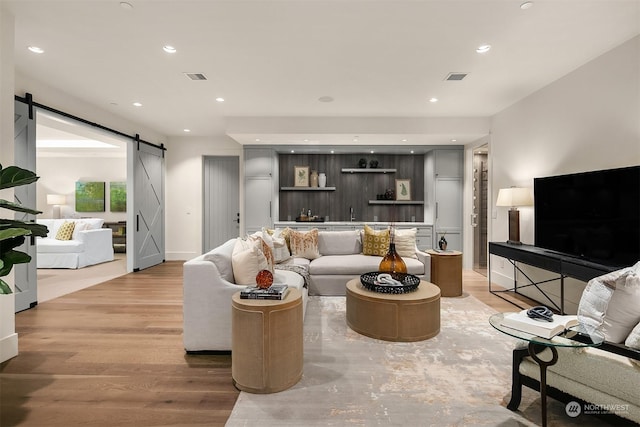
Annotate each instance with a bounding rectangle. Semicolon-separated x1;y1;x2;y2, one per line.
496;187;533;207
46;194;66;205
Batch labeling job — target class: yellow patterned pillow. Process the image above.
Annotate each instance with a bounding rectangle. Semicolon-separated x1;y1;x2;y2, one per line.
289;228;320;260
362;225;390;256
55;221;76;241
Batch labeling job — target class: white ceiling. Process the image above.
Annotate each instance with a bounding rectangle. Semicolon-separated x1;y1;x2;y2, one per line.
6;0;640;147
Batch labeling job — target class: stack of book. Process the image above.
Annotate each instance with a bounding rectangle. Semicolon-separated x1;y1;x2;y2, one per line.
240;284;289;300
500;309;578;339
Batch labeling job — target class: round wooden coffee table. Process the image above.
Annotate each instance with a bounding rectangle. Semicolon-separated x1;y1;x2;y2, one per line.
231;288;303;393
346;278;440;342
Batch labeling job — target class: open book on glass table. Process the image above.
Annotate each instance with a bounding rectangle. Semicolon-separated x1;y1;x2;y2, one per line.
500;309;578;339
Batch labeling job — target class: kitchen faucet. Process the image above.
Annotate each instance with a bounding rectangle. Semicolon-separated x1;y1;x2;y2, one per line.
350;206;355;221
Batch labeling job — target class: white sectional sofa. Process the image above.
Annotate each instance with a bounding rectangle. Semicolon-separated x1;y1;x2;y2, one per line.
182;227;431;352
36;218;114;269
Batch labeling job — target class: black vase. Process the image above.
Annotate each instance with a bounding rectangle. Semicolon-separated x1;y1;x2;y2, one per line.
438;236;448;251
358;158;367;168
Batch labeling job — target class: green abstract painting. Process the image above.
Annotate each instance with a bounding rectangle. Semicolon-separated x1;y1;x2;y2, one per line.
110;182;126;212
75;181;105;212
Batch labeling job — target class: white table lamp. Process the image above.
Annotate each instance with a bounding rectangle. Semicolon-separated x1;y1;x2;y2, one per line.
47;194;67;219
496;187;533;245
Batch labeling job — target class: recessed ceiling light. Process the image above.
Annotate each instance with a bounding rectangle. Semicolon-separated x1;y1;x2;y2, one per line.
401;139;408;142
370;150;374;154
183;129;191;133
132;102;142;107
410;150;415;154
163;45;177;53
303;139;309;142
255;138;260;142
330;150;335;154
476;44;491;53
318;96;334;103
120;2;133;9
429;97;438;103
451;139;457;142
215;97;225;102
28;46;44;54
290;150;295;153
520;1;533;10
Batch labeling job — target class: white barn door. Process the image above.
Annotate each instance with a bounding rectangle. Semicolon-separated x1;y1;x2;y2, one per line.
130;139;165;271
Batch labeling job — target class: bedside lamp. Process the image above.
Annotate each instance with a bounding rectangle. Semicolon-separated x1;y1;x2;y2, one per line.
47;194;66;219
496;187;533;245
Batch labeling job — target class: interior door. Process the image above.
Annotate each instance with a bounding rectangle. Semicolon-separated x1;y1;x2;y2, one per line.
203;156;240;253
130;141;165;271
13;100;38;312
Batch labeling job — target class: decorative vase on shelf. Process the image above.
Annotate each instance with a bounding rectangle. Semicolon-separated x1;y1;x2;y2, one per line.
310;170;319;187
379;228;407;274
318;172;327;188
358;158;367;168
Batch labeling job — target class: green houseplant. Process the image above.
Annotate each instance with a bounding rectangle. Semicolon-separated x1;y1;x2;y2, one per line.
0;164;48;294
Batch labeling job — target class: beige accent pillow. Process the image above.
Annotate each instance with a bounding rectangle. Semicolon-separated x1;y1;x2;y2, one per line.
270;228;291;263
577;264;640;343
393;228;417;259
254;235;275;272
362;225;390;256
231;238;270;286
55;221;76;241
71;221;90;240
289;228;321;260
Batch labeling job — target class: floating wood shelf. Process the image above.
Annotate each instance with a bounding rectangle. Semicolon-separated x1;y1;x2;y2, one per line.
341;168;396;173
280;187;336;191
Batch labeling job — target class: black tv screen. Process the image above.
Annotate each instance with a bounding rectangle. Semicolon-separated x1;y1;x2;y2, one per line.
534;166;640;268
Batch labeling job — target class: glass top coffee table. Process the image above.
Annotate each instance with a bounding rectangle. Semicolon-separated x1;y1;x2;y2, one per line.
489;312;605;427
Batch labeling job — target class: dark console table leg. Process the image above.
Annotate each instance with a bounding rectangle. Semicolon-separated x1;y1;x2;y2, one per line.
528;343;558;427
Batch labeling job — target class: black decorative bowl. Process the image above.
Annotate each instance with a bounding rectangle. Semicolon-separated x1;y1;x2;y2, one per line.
359;272;420;294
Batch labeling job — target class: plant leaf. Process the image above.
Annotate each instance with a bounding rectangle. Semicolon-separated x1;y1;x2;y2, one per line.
0;165;40;190
0;220;48;238
0;278;12;294
0;227;31;242
0;199;43;215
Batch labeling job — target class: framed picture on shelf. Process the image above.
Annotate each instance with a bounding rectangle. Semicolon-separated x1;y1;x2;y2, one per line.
294;166;310;187
395;179;411;201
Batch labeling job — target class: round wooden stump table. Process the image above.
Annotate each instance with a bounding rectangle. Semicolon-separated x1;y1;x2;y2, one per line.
231;288;303;393
346;278;441;342
426;249;463;297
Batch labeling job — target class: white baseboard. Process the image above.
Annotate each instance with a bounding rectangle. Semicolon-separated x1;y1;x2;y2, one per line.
0;332;18;363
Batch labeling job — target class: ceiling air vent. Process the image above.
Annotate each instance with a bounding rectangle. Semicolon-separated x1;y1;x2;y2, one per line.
445;72;468;81
184;73;208;81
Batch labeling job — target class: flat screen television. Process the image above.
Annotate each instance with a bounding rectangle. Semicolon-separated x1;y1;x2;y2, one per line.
534;165;640;268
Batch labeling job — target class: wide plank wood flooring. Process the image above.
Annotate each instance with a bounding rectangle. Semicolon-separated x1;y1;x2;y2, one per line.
1;262;534;426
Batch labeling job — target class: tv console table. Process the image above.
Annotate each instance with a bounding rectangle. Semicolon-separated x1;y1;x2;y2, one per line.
488;242;617;314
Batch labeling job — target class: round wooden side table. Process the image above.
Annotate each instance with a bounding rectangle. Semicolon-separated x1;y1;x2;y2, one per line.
346;279;440;342
426;249;463;297
231;288;303;393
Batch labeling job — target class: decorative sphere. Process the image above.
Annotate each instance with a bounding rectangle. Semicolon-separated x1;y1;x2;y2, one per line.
256;269;274;289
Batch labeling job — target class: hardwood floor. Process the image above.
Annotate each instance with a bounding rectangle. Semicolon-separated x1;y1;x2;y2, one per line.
1;262;534;426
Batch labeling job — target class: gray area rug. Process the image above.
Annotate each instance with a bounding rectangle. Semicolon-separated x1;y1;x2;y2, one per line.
226;295;614;426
